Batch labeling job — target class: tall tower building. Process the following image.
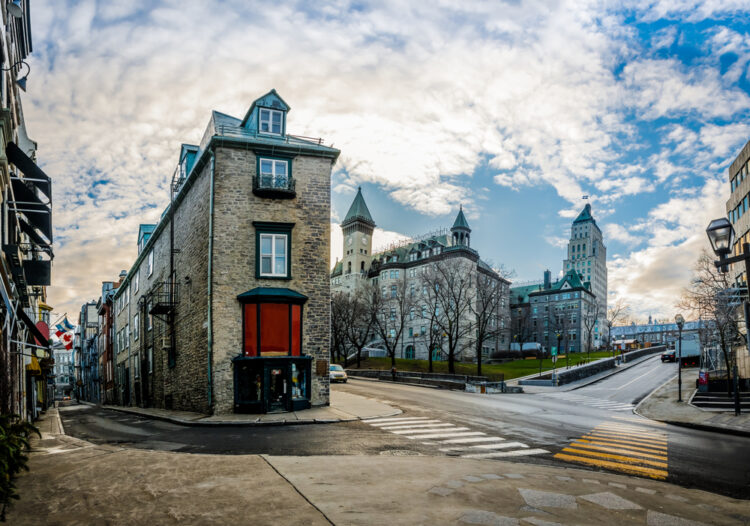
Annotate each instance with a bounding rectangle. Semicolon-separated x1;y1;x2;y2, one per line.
562;204;607;342
339;187;376;291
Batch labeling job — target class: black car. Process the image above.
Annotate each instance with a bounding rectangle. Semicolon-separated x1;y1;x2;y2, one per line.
661;350;676;363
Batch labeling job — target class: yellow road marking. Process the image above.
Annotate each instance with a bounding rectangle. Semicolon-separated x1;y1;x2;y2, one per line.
590;427;666;440
554;453;668;480
612;415;667;426
579;436;667;453
562;447;668;468
595;425;668;439
571;441;668;461
583;433;667;448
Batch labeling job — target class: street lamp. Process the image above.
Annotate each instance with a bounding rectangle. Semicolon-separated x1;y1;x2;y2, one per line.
675;314;684;402
706;218;743;416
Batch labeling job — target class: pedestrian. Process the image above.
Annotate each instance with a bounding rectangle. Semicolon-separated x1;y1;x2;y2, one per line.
391;366;397;382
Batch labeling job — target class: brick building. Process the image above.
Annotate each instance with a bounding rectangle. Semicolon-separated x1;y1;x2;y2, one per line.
113;90;339;414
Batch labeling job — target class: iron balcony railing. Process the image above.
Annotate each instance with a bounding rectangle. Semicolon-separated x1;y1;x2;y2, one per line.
214;124;331;147
148;281;179;315
252;174;296;198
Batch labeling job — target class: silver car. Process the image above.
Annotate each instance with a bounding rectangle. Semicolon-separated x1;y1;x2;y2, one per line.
329;364;348;383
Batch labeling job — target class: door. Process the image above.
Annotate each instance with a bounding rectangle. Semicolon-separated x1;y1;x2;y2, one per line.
265;364;288;413
124;368;130;406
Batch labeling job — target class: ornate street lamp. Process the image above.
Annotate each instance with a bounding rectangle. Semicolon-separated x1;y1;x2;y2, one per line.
706;218;743;416
674;314;684;402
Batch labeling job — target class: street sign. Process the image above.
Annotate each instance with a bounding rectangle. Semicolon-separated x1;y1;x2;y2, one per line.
551;346;557;356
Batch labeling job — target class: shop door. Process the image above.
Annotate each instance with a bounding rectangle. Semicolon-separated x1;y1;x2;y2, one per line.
265;364;288;413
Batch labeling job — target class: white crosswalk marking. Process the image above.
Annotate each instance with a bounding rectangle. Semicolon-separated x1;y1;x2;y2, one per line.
536;392;635;412
365;415;548;459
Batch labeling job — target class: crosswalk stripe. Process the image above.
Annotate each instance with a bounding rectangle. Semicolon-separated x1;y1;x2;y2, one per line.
595;424;667;436
406;431;484;440
571;442;668;461
554;453;668;480
439;436;504;444
562;447;668;468
370;419;441;427
612;415;667;426
591;430;667;442
468;442;528;450
462;448;549;459
391;427;469;435
583;433;667;447
578;438;667;454
380;423;455;431
364;417;429;424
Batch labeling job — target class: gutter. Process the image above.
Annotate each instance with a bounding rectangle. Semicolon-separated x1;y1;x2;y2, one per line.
207;151;215;411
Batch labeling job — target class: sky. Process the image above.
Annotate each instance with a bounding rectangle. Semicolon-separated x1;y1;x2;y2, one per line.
22;0;750;322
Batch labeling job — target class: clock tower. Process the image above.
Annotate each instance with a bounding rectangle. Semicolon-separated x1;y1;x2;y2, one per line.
340;187;375;288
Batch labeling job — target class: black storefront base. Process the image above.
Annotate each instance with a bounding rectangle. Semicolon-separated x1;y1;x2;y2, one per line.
233;355;313;414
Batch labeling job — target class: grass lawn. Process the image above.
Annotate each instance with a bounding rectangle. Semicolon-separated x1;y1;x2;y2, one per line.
343;351;616;381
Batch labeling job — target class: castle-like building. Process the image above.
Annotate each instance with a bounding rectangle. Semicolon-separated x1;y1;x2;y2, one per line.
331;189;511;361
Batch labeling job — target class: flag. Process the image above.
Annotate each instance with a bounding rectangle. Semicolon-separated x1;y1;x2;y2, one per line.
61;332;74;350
63;318;75;331
582;195;589;199
55;324;66;337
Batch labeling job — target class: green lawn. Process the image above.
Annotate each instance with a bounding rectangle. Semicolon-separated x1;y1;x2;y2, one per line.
344;351;615;381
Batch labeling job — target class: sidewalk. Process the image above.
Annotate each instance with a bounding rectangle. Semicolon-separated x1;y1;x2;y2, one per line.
98;389;401;426
9;409;750;525
636;369;750;437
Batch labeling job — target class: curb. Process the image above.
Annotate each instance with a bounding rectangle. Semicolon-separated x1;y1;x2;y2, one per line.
97;403;401;428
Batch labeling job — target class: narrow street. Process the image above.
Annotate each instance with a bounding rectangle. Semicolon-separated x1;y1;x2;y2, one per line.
59;356;750;500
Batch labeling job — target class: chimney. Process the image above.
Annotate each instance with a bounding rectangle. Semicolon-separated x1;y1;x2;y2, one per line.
543;269;551;290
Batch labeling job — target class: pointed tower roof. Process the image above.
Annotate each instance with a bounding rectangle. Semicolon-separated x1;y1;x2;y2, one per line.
342;187;375;227
452;205;471;231
573;203;596;225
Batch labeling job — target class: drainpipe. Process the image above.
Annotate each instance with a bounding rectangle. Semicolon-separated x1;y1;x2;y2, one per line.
207;150;215;411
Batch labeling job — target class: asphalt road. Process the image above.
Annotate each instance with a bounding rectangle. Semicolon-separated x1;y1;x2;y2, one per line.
59;355;750;500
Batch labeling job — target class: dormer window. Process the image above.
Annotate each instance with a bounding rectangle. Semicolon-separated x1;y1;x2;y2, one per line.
259;109;283;135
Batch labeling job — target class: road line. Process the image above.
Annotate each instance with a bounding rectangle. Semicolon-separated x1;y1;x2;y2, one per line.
577;438;667;454
562;447;668;468
597;423;667;433
583;433;667;447
391;427;469;435
439;436;504;444
570;442;668;460
406;431;485;440
364;417;430;424
553;453;667;480
379;423;454;431
469;442;529;450
462;448;549;459
593;428;667;440
614;364;661;391
611;415;667;426
369;419;441;427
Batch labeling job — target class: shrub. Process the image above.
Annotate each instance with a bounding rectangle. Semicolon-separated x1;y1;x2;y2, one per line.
0;414;39;521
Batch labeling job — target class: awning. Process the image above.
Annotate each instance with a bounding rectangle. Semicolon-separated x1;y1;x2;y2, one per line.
16;305;50;348
25;356;41;376
18;217;52;250
237;287;308;305
6;141;51;200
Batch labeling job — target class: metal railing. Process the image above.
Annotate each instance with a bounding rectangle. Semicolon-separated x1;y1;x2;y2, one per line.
252;174;296;193
214;124;331;147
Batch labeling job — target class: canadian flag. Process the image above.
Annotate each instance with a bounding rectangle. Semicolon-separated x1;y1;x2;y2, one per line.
60;332;74;350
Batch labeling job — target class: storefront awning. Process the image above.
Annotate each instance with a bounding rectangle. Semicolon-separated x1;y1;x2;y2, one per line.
25;356;41;376
16;305;50;348
6;141;51;200
237;287;308;305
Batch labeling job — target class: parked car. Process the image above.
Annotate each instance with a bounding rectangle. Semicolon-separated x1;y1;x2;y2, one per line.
661;350;676;363
330;364;348;383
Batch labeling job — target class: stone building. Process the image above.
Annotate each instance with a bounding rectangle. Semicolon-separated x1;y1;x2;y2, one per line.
562;203;607;346
331;190;511;361
97;280;119;404
113;90;339;415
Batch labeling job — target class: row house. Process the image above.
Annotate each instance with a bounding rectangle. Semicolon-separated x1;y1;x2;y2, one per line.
331;189;512;361
0;1;55;421
111;90;338;415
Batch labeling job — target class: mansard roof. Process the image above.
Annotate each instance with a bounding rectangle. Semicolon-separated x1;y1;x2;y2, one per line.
529;269;593;298
342;187;375;227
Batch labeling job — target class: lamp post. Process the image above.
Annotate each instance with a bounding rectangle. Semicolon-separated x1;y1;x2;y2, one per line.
706;218;743;416
675;314;684;402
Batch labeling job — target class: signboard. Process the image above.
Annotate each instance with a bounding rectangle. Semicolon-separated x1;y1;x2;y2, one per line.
551;346;557;357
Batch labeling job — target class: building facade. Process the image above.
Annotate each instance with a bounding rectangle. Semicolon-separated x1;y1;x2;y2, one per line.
112;90;339;415
52;347;73;399
331;191;511;361
77;301;99;403
97;280;118;403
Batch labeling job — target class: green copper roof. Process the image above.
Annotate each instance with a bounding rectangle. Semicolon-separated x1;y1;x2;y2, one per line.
342;187;375;226
452;206;471;231
573;203;596;225
237;287;308;304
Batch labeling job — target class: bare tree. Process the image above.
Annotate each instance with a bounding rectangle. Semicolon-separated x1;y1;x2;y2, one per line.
345;283;378;369
420;258;475;374
510;305;533;359
371;277;416;368
470;266;510;376
331;292;351;366
678;250;741;397
419;279;444;373
605;298;630;355
582;300;600;361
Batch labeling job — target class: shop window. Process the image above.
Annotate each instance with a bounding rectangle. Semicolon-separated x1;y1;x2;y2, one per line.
239;287;307;357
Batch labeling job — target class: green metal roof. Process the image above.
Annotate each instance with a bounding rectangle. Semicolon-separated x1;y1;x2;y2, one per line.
452;206;471;231
342;187;375;227
573;203;596;225
237;287;308;304
528;269;592;297
510;284;543;304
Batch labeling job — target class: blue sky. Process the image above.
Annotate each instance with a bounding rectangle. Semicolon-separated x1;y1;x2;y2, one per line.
21;0;750;320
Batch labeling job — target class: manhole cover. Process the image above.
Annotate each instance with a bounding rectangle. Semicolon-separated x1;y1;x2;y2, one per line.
379;449;422;456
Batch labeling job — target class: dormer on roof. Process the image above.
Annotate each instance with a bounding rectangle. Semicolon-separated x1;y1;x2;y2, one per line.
179;144;199;179
138;224;156;255
240;89;290;137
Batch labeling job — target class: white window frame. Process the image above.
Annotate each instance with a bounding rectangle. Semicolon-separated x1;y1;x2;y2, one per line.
148;250;154;276
133;313;140;341
259;108;283;135
259;158;289;187
259;233;288;277
133;272;139;294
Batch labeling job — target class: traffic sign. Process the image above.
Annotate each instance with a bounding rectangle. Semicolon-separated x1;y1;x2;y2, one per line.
551;346;557;356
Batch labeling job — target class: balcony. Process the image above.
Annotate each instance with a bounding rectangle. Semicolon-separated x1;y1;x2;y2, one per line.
148;281;179;316
252;175;296;199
